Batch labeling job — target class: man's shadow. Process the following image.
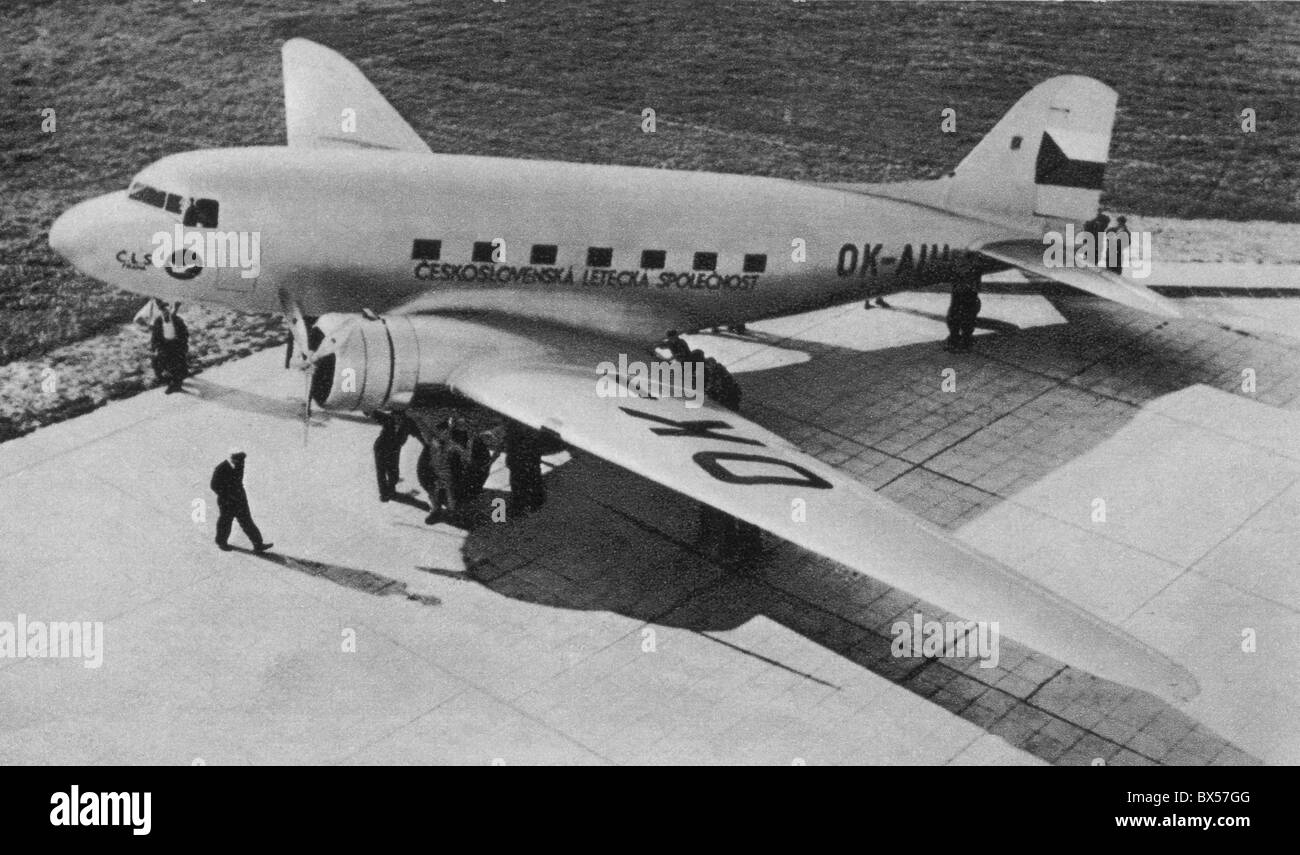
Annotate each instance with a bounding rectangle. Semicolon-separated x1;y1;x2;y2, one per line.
876;302;1022;334
228;545;441;605
384;490;431;512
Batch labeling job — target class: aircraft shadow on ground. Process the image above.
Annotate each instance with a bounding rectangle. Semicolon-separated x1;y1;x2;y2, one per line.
431;302;1270;764
727;293;1296;471
445;457;1253;765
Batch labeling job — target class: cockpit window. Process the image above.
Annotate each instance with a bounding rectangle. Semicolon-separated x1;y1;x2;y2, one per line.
127;182;168;208
182;198;219;228
127;181;218;226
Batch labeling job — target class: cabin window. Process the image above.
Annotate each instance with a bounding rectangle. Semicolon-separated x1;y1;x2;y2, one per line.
472;241;496;263
164;193;183;214
640;250;666;269
586;247;613;268
412;239;441;260
743;253;767;273
692;252;717;271
1010;136;1023;151
530;244;558;265
183;198;219;228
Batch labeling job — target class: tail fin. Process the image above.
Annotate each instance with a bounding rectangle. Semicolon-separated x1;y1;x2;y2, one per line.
946;75;1117;228
281;38;432;154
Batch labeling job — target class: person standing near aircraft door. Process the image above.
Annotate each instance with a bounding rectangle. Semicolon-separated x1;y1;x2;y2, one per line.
211;449;273;552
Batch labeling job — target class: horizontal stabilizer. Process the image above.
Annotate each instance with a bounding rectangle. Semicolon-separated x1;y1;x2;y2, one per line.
978;239;1182;318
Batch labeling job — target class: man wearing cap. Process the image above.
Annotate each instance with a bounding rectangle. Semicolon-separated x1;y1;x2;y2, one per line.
210;449;273;552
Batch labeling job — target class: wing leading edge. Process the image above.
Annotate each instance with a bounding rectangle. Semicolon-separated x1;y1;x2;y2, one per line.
447;357;1198;703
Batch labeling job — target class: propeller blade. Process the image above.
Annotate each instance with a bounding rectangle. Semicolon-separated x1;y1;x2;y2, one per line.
278;289;313;369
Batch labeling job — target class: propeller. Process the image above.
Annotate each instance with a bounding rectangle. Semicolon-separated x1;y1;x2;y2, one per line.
279;296;376;445
279;291;318;445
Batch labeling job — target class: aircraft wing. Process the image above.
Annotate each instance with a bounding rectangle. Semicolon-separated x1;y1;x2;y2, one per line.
977;239;1182;318
445;354;1198;702
281;38;433;154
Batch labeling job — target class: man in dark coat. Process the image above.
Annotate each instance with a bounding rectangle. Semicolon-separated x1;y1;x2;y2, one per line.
505;420;546;514
1081;208;1110;267
210;450;272;552
1106;215;1131;274
372;410;412;502
701;353;741;412
150;302;190;393
946;279;981;351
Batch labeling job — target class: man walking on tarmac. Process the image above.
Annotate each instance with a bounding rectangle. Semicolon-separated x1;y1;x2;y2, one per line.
211;449;273;553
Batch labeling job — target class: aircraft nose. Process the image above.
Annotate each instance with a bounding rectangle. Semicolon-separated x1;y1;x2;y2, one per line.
48;203;81;260
49;193;130;280
48;197;103;266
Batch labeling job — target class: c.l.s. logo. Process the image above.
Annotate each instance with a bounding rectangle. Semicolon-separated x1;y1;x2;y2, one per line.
164;247;203;280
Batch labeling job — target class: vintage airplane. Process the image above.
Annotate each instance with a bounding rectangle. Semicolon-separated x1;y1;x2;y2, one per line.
49;38;1198;702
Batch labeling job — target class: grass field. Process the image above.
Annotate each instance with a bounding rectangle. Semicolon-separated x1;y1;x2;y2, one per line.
0;0;1297;433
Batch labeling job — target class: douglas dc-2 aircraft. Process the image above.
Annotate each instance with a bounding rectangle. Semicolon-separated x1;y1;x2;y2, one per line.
49;39;1197;701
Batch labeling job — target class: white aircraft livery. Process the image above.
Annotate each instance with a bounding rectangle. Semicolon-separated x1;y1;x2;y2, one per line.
48;38;1198;702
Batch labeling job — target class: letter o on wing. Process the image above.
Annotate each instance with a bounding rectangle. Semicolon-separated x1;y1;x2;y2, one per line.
692;451;833;489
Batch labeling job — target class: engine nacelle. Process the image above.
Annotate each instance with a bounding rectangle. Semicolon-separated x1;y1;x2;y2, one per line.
309;315;451;411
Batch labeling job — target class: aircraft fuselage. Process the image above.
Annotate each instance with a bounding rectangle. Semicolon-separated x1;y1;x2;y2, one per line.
53;146;1024;338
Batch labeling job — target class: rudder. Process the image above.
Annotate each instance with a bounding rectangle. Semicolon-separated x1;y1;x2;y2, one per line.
945;76;1117;229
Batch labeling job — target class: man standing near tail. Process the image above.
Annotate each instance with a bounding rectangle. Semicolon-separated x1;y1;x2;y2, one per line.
946;279;981;352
